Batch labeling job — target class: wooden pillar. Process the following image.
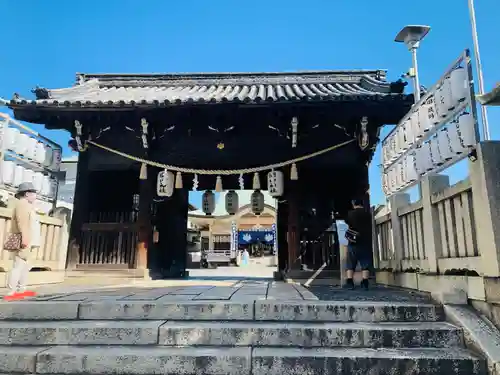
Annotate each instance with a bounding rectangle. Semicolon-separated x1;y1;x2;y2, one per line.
287;181;301;270
134;171;153;273
277;200;288;272
66;150;90;269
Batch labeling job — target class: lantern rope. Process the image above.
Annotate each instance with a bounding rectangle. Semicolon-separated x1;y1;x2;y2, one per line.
86;138;356;175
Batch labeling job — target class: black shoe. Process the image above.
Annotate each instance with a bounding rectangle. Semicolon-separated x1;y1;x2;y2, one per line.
360;279;369;290
343;279;355;290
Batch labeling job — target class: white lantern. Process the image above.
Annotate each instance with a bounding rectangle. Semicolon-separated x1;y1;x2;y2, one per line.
43;145;53;168
1;160;14;185
425;95;440;126
382;173;389;195
23;168;34;184
429;136;442;167
4;127;19;151
32;172;44;192
51;148;62;171
448;121;466;155
437;128;453;162
251;190;264;215
395;162;404;188
420;142;434;172
157;170;174;197
267;170;284;197
13;165;25;187
457;112;477;148
450;66;468;104
41;175;51;196
34;142;46;164
414;146;426;176
16;133;29;156
26;137;37;160
388;168;396;191
48;177;58;199
408;112;418;144
405;153;418;182
202;190;215;216
443;75;455;112
225;190;239;215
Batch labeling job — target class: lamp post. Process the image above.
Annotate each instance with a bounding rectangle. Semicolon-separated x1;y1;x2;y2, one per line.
395;25;431;103
467;0;490;140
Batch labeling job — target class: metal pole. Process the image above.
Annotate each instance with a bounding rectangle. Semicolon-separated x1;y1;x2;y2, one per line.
468;0;490;140
411;47;420;103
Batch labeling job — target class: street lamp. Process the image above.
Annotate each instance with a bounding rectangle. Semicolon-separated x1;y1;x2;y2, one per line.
395;25;431;103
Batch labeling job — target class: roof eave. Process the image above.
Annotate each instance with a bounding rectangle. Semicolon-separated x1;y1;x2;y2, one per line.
476;84;500;106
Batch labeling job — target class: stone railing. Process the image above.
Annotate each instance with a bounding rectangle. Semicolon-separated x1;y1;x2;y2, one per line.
0;207;70;287
373;141;500;329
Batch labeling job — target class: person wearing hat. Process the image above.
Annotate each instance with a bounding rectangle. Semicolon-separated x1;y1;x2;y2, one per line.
3;182;40;300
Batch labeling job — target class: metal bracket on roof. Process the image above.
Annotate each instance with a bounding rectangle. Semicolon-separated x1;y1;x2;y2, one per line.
140;118;149;149
74;120;85;152
291;117;298;148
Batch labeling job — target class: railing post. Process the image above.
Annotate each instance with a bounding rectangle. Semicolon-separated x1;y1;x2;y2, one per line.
53;208;71;272
469;141;500;277
420;174;450;274
389;193;410;271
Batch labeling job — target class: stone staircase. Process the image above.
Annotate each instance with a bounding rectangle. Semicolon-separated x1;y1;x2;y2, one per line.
0;284;487;374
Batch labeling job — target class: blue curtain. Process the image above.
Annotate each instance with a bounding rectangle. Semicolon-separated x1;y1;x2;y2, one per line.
238;230;274;244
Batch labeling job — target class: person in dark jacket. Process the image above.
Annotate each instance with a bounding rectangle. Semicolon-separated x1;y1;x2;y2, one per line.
344;199;372;290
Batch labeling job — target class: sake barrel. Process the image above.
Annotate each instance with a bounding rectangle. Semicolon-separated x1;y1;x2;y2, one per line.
32;172;44;192
13;165;25;187
26;137;37;160
4;127;19;151
43;145;53;167
450;66;468;104
1;160;15;185
16;133;30;156
34;142;46;164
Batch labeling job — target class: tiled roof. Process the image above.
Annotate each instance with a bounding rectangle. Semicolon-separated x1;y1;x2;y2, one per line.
476;84;500;106
8;70;409;108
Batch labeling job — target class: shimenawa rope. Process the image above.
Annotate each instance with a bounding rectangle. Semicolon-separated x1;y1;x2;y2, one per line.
86;138;356;175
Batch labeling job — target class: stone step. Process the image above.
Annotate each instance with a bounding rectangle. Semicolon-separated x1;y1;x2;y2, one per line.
0;320;463;348
0;300;444;322
0;346;485;375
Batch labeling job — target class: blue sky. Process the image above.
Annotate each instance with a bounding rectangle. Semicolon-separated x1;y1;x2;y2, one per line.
1;0;499;208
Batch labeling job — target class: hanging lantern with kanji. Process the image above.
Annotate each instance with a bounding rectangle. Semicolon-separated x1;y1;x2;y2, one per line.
202;190;216;216
267;170;284;197
251;190;264;215
225;190;239;215
157;169;174;197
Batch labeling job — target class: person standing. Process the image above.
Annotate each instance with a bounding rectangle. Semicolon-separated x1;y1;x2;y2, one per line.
3;182;40;300
344;199;372;290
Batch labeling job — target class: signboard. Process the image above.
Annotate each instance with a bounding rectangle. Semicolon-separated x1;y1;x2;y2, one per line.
381;49;479;197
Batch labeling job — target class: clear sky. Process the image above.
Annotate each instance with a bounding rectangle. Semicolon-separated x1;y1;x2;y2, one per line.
1;0;499;208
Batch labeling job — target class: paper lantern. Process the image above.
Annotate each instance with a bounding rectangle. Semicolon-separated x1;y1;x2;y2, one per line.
16;133;29;156
457;112;477;148
429;136;442;167
43;145;53;168
225;190;239;215
405;153;418;182
23;168;34;184
34;142;46;164
1;160;14;185
420;142;434;172
48;178;58;199
450;67;468;104
381;173;389;195
443;75;455;112
437;128;453;162
395;162;404;189
267;170;284;197
41;175;51;196
51;148;62;171
408;112;418;144
448;121;466;155
425;95;440;126
13;165;24;187
26;137;37;160
251;190;264;215
157;170;175;197
202;190;215;216
4;127;19;151
32;172;44;192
